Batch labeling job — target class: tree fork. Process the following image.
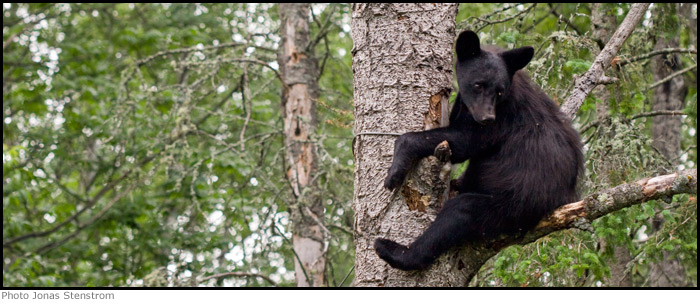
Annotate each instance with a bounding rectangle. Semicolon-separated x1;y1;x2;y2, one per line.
561;3;650;118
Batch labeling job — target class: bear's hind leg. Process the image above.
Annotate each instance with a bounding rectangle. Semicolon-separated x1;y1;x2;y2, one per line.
374;193;488;271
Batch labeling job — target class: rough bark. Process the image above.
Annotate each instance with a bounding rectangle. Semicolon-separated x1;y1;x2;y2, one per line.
561;3;649;119
278;3;325;287
351;2;695;287
351;3;459;287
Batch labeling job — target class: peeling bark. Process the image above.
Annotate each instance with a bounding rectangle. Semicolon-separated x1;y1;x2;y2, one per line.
278;3;325;287
460;169;698;284
532;169;696;237
351;3;460;287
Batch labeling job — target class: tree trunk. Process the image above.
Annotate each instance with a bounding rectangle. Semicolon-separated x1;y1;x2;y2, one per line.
351;3;459;287
651;4;686;167
678;3;697;82
350;3;696;287
647;3;690;287
590;3;635;288
591;3;616;122
278;3;326;287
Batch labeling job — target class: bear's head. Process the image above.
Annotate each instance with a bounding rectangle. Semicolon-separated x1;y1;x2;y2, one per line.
455;30;534;125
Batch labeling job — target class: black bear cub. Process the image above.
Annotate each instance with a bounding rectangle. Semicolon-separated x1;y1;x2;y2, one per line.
375;31;584;271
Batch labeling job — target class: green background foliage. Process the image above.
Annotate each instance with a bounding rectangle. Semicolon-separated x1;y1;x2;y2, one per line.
3;3;696;287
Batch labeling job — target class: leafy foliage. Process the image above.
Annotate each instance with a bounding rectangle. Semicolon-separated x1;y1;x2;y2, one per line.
3;3;354;287
3;3;696;287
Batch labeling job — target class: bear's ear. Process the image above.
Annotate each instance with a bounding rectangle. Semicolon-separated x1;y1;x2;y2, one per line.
456;30;481;61
500;46;534;75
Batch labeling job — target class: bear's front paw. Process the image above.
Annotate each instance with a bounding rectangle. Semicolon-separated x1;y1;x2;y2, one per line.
374;238;407;263
384;165;407;190
383;173;401;191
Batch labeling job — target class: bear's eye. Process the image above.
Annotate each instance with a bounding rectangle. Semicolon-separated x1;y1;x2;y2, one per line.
498;92;502;96
473;83;481;89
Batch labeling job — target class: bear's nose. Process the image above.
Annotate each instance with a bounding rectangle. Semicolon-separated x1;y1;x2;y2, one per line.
480;114;495;124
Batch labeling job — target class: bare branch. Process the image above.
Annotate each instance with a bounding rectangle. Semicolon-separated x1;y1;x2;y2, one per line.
561;3;650;119
239;63;253;152
199;271;279;287
193;83;242;126
459;3;523;30
135;42;245;66
35;184;136;255
616;47;697;67
307;3;338;51
580;109;688;133
596;75;618;85
318;32;331;80
338;265;354;287
644;64;697;92
219;58;286;89
474;4;537;32
329;224;353;236
548;3;583;36
2;133;176;248
272;223;311;286
3;167;135;247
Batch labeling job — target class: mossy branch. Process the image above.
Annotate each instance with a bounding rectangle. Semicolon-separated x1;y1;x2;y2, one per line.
526;168;697;242
456;168;697;284
561;3;650;119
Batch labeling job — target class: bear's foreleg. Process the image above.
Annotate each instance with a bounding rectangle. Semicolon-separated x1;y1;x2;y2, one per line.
384;127;473;190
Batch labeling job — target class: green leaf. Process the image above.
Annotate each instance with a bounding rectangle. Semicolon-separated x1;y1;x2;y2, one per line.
564;59;592;74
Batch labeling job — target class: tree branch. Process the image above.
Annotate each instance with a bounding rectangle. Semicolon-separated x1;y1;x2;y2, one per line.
548;3;583;36
35;184;136;255
474;4;537;32
561;3;650;119
307;3;337;52
527;168;696;241
3;129;177;248
579;109;688;133
134;42;245;66
521;4;560;33
3;167;136;247
616;47;697;67
644;64;697;92
459;168;697;283
459;3;523;30
199;271;279;287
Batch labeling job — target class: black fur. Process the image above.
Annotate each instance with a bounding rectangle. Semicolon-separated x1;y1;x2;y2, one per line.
376;31;584;271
